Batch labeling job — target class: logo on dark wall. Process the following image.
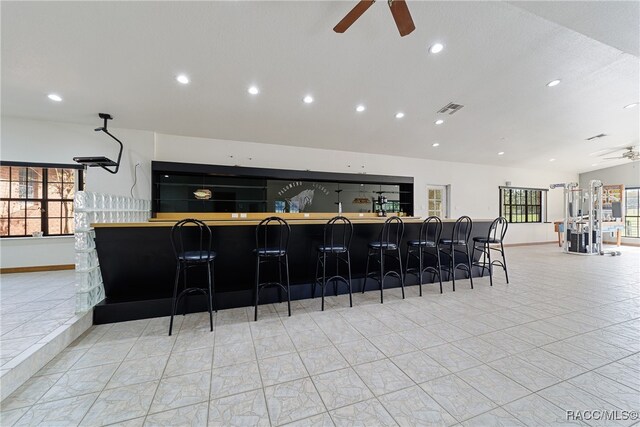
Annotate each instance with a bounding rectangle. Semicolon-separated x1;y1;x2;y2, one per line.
276;181;330;211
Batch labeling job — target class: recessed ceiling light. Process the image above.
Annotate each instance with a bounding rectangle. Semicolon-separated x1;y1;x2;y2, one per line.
429;43;444;54
546;79;561;87
395;112;405;119
435;119;444;125
248;86;259;95
549;158;556;162
498;152;505;156
303;95;314;104
176;74;190;84
591;163;598;167
47;94;62;102
356;105;366;112
432;143;440;147
624;102;638;109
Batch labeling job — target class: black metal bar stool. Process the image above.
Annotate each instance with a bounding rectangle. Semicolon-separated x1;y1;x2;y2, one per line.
254;216;291;321
313;216;353;311
169;218;216;336
405;216;443;295
361;216;405;303
439;216;473;292
472;216;509;286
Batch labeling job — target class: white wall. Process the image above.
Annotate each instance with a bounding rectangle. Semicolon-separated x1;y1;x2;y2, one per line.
1;117;155;268
0;236;76;269
155;133;578;245
579;162;640;189
1;117;155;198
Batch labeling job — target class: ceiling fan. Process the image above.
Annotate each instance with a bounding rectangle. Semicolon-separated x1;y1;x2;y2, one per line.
334;0;415;37
601;146;640;161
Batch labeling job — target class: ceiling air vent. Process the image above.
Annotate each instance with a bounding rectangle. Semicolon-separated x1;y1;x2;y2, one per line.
437;102;464;115
585;133;607;141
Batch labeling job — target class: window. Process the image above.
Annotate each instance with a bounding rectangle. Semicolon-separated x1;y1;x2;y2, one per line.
500;187;547;223
625;188;639;238
0;162;83;237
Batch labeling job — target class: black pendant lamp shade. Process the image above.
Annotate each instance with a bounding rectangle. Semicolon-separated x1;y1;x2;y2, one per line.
73;113;123;174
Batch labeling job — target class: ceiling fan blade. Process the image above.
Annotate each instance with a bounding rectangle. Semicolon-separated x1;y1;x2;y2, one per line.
334;0;376;33
595;145;631;157
388;0;415;37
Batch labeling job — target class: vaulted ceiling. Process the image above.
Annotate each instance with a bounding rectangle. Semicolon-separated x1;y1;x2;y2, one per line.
2;1;638;173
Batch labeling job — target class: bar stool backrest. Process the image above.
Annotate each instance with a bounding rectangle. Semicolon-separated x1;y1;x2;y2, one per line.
488;216;508;242
256;216;291;253
451;216;473;244
171;218;212;262
380;216;404;247
325;216;353;251
419;216;442;244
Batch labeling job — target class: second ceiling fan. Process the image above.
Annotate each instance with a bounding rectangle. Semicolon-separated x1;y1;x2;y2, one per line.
334;0;415;37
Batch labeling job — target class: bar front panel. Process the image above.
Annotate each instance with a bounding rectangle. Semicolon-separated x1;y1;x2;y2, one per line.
93;220;492;323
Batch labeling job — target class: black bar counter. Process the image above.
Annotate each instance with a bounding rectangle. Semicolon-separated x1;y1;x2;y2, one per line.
92;217;493;324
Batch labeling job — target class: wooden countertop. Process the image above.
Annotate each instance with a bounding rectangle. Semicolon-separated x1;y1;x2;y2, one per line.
93;217;424;228
92;215;493;228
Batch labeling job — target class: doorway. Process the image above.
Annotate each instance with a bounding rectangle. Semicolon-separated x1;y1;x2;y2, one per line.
426;185;449;218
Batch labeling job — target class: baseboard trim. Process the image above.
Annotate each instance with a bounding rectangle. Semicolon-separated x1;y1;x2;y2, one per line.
503;241;557;248
0;264;75;274
608;241;640;247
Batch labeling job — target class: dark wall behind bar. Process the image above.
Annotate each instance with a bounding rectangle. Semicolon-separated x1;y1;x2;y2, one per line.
152;161;415;215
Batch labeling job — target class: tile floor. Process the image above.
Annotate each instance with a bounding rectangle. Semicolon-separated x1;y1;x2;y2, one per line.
0;270;78;370
0;269;93;401
1;244;639;426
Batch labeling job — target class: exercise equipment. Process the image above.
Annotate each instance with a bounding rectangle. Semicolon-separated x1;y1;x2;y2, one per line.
549;180;618;256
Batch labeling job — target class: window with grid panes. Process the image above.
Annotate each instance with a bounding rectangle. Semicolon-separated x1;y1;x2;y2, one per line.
500;187;545;223
0;163;83;237
625;188;639;238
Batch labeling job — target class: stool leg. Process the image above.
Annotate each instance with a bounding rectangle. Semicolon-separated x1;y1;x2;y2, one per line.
397;248;405;299
285;255;291;317
278;258;283;304
254;257;260;322
450;246;456;292
206;263;213;331
379;250;385;304
471;244;478;275
501;242;509;283
321;252;327;311
347;252;353;308
466;246;474;289
169;263;180;336
436;248;443;294
487;243;493;287
418;247;423;297
405;247;411;285
362;251;371;293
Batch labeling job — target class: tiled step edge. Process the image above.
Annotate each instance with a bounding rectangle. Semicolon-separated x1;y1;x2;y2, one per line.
0;310;93;401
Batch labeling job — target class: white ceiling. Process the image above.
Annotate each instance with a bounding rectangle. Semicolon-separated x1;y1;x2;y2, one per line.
2;1;638;173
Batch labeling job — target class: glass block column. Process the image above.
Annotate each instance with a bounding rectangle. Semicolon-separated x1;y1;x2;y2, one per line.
74;191;151;313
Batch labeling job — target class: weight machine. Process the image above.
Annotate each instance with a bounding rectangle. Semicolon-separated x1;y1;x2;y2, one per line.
550;180;620;256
